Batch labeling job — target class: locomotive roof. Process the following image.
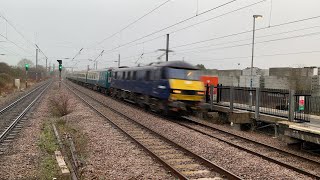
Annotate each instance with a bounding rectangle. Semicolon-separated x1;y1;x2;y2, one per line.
114;61;199;71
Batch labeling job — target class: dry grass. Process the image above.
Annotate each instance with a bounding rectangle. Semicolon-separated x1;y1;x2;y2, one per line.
49;93;73;117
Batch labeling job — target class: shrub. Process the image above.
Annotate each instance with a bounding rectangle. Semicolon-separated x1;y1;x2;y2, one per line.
49;94;72;117
0;73;12;85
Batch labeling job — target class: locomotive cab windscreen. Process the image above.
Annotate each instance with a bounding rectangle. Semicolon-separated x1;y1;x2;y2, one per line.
164;67;201;81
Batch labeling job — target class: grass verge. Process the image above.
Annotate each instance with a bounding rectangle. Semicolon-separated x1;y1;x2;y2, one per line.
56;118;88;174
38;119;60;179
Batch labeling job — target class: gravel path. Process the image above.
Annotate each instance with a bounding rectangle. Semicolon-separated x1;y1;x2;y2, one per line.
69;82;315;179
0;82;50;179
62;85;173;179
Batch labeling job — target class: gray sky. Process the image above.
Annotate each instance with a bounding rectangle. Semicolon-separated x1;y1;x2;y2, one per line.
0;0;320;70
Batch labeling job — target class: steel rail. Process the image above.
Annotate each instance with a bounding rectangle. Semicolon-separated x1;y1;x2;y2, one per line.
179;117;320;179
113;95;320;179
0;81;51;142
67;80;320;179
65;82;242;180
0;81;48;115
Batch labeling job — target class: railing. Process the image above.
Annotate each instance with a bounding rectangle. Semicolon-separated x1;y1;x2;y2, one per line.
208;85;312;122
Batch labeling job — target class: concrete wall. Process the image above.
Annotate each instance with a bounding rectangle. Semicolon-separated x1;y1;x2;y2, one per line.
239;76;261;88
216;67;319;94
264;76;290;90
269;67;314;77
218;70;242;77
312;76;320;96
219;76;240;86
261;69;269;76
242;67;267;76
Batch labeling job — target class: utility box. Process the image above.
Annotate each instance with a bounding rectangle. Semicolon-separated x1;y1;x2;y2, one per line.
14;79;20;90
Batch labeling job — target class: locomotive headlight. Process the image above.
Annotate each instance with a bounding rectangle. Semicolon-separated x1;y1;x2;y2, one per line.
173;90;182;94
197;91;205;95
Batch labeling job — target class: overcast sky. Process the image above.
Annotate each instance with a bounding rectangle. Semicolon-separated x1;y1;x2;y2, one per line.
0;0;320;70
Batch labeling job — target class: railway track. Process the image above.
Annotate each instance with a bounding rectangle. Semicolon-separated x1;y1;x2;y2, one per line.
68;80;320;179
175;117;320;179
0;81;51;155
65;82;241;180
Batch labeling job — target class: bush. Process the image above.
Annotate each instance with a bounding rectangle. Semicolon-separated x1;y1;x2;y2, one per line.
49;94;72;117
0;73;12;83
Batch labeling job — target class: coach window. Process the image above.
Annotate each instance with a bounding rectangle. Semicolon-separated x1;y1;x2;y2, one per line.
154;69;160;80
137;71;143;80
145;70;151;81
122;72;126;80
114;72;117;79
150;70;154;81
132;71;137;80
127;71;131;80
161;68;167;79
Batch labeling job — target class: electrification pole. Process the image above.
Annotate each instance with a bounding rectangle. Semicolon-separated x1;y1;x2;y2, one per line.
118;54;120;67
250;15;262;108
166;34;169;62
46;58;48;76
36;48;38;81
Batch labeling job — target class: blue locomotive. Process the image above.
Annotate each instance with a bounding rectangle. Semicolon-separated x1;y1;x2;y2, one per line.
67;61;207;114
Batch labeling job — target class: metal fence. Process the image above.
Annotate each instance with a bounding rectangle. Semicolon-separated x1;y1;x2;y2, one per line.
309;96;320;115
209;85;313;122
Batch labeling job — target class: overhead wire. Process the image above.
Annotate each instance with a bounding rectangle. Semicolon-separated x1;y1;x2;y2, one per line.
99;0;240;54
184;50;320;63
172;15;320;49
0;44;24;57
97;27;320;65
0;11;37;50
175;30;320;54
174;25;320;52
0;33;34;56
169;0;266;35
100;0;265;55
91;0;172;48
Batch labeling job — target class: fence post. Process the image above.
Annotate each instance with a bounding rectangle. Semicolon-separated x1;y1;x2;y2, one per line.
255;87;260;119
230;86;234;112
288;90;295;121
210;85;214;111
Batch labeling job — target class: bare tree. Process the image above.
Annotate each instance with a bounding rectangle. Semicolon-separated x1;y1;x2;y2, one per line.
17;58;34;69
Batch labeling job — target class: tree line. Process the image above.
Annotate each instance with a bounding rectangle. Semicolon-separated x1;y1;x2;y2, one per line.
0;58;46;92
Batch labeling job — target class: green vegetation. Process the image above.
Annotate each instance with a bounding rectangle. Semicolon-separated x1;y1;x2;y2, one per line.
39;156;60;180
38;121;59;154
56;118;88;168
38;120;60;179
0;59;46;94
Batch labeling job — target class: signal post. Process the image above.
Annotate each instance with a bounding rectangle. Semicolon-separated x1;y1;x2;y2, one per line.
57;60;62;88
25;64;29;88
